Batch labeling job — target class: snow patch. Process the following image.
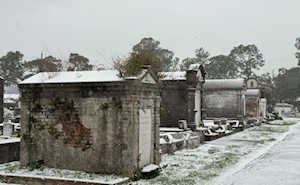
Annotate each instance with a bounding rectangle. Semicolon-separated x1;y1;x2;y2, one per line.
19;70;124;84
142;164;160;173
204;78;245;90
0;162;127;183
160;72;186;81
160;127;185;132
0;138;20;144
245;89;260;96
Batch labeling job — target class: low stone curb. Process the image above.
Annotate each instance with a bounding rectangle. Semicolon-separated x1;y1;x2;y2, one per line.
0;172;130;185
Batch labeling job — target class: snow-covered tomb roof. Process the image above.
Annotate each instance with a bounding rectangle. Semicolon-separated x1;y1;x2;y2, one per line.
203;78;245;90
19;70;125;84
245;89;260;96
160;71;186;81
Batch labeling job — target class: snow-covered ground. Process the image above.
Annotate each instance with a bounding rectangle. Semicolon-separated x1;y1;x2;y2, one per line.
0;161;128;184
130;119;298;185
0;119;297;185
214;118;300;185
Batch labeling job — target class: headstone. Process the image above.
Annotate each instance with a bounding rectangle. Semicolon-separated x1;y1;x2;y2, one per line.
178;120;187;130
213;119;221;125
187;122;197;131
221;117;227;124
3;121;13;137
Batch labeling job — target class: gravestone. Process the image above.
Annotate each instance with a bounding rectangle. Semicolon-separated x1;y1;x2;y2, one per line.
3;121;13;137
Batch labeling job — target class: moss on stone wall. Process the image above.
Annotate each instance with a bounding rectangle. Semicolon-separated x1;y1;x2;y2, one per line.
47;125;60;139
31;100;43;113
27;98;93;151
101;103;109;110
112;97;123;109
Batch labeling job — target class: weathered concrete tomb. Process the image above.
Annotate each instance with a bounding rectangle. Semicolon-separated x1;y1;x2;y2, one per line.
203;78;246;120
160;64;205;129
245;89;261;118
274;103;295;117
18;69;161;177
245;78;261;118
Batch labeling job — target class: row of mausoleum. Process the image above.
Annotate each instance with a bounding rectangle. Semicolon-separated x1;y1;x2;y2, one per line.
16;65;266;178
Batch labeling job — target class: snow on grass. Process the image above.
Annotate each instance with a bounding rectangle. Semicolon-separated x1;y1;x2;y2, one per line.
0;162;123;182
253;126;288;133
130;120;294;185
132;146;241;185
268;120;296;126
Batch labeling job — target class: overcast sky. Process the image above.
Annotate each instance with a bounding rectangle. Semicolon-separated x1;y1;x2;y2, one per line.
0;0;299;75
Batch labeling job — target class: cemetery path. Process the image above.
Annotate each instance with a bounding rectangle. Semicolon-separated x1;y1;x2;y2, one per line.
216;119;300;185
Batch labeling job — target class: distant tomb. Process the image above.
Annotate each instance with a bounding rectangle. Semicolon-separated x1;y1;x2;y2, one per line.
203;78;246;120
160;64;205;129
274;103;295;117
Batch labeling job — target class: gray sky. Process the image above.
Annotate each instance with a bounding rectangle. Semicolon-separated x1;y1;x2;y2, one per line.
0;0;299;75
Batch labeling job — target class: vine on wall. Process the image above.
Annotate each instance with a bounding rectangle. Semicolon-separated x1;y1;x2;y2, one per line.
29;98;93;151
